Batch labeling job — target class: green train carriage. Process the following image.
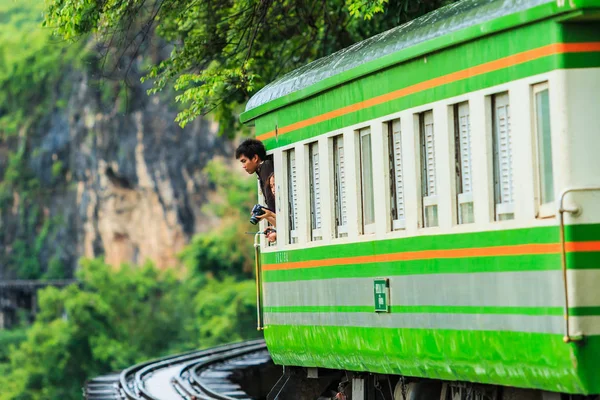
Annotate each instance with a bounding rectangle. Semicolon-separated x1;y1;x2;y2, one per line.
240;0;600;398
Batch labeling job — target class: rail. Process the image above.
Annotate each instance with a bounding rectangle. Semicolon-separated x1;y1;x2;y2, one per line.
120;346;209;399
557;186;600;343
188;342;268;400
117;339;266;400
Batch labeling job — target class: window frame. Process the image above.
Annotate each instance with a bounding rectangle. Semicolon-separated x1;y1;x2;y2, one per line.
491;92;515;221
331;134;348;238
532;81;555;219
452;101;475;225
385;118;406;231
308;142;323;241
358;127;376;235
418;110;438;228
285;148;299;244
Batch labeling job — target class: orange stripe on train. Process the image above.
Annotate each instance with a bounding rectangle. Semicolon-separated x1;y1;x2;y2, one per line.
262;241;600;271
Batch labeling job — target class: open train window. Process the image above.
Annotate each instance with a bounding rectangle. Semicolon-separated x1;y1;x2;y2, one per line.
358;127;375;234
491;92;514;221
285;149;299;244
263;153;276;248
532;82;554;217
419;110;438;228
386;119;405;231
308;142;322;241
332;135;348;238
453;102;474;224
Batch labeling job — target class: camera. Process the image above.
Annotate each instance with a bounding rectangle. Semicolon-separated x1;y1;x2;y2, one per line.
249;204;266;225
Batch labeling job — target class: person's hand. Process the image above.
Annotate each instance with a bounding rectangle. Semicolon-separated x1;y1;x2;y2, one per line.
257;208;276;221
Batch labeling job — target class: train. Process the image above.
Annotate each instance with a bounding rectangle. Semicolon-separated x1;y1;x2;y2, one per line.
240;0;600;399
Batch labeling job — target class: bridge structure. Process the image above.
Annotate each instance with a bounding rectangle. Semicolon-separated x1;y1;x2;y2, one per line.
0;279;78;329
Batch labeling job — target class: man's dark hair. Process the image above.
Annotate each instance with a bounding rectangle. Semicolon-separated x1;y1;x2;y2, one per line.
235;138;267;161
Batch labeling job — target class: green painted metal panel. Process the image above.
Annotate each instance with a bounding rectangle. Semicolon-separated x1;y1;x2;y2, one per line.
570;306;600;316
248;21;600;151
264;325;600;394
254;22;565;146
256;52;600;150
264;253;600;282
262;224;599;265
264;305;600;317
258;225;600;392
263;254;563;283
264;305;565;316
242;0;600;123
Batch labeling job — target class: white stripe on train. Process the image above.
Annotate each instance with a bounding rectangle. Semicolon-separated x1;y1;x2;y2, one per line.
263;269;600;309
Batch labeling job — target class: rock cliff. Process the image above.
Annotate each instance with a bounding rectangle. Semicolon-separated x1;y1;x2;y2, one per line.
0;50;231;279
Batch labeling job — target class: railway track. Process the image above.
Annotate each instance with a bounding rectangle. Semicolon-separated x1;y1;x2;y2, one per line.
84;339;276;400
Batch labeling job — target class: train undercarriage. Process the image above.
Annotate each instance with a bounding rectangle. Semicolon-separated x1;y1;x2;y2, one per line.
268;367;600;400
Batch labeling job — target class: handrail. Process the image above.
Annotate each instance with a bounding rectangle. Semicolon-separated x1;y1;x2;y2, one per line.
557;186;600;343
254;232;264;330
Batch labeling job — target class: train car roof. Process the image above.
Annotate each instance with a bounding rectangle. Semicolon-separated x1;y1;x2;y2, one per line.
241;0;599;124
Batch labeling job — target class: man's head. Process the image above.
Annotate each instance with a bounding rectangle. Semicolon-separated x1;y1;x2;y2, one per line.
264;227;277;243
235;138;267;174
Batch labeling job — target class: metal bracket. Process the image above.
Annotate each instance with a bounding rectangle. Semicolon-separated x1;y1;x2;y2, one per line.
557;186;600;343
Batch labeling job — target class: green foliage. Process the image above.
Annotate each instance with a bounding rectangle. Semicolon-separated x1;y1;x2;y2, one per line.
180;159;257;279
0;0;84;137
45;0;455;134
346;0;389;19
0;329;27;363
0;259;181;399
51;160;64;179
0;256;260;400
0;159;262;398
4;206;65;280
202;158;258;218
191;278;260;347
0;0;81;280
10;240;42;280
181;222;254;279
0;150;40;206
43;255;67;280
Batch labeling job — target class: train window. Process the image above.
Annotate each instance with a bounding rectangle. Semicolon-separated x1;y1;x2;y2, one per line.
286;149;299;244
491;92;514;221
419;110;438;228
533;82;554;209
359;127;375;234
332;135;348;238
453;102;474;224
308;142;322;241
386;119;405;230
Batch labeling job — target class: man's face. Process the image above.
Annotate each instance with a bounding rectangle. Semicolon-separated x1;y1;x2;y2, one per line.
239;154;260;174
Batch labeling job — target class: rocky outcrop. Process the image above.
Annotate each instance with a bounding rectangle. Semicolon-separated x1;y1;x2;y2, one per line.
0;54;230;278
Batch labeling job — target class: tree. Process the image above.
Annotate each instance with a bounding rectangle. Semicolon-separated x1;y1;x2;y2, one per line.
179;159;258;279
0;259;187;399
44;0;455;135
0;257;261;399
